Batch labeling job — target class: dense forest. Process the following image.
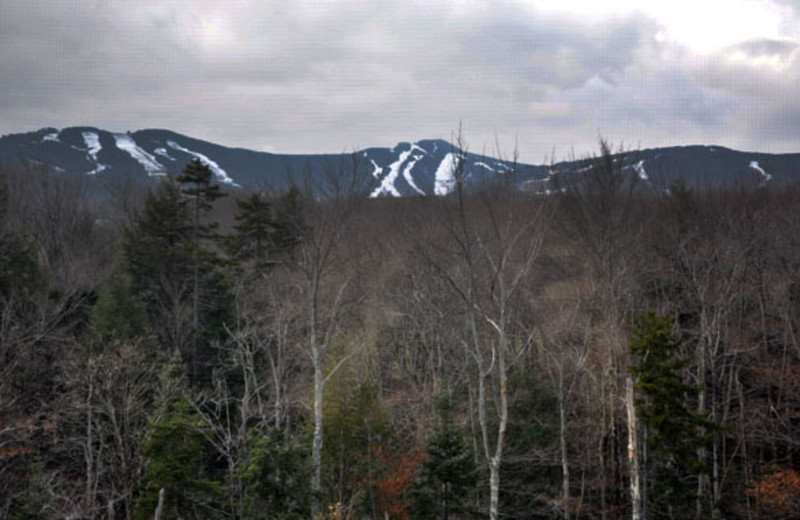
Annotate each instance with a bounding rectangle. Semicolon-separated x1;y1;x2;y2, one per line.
1;144;800;520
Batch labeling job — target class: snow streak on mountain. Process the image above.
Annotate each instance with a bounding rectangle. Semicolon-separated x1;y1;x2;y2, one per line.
114;134;165;176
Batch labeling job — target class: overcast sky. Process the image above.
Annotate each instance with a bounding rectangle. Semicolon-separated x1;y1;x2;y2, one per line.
1;0;798;162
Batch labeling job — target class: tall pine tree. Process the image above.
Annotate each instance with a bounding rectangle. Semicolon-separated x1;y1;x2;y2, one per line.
122;180;192;353
177;159;228;383
232;192;275;270
629;311;716;518
121;169;231;385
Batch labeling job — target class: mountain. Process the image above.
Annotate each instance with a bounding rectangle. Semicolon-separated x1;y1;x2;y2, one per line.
1;127;799;196
0;127;543;197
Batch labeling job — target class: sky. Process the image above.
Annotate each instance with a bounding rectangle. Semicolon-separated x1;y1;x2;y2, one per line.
1;0;799;163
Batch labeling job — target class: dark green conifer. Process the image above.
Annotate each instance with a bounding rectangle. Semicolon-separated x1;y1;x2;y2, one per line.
629;311;717;518
240;428;311;519
135;399;227;519
177;159;228;383
90;263;148;342
272;186;307;254
121;175;231;385
414;394;477;520
232;192;275;269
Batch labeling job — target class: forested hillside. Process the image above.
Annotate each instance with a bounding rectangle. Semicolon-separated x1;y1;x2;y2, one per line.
2;146;800;519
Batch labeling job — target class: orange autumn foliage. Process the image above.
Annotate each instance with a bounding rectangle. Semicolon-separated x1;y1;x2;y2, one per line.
748;466;800;518
372;446;423;520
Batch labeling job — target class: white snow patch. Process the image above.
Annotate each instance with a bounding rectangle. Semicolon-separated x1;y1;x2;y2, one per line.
82;131;107;174
370;159;382;179
434;153;460;196
369;143;429;197
167;140;238;186
114;134;166;176
82;132;102;159
409;143;427;155
475;162;495;172
749;160;772;182
370;151;409;198
42;131;60;143
154;147;176;161
633;160;648;180
494;162;511;171
402;156;426;196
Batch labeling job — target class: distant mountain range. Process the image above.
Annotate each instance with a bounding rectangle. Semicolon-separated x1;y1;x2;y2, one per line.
1;127;799;196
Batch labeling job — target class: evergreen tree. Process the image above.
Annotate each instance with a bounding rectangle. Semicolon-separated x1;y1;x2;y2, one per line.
122;180;193;353
121;177;231;385
232;192;275;270
0;171;43;302
135;399;228;520
240;428;311;519
177;159;228;383
91;260;148;342
414;394;478;520
499;371;560;519
323;371;391;515
272;185;307;255
629;311;716;518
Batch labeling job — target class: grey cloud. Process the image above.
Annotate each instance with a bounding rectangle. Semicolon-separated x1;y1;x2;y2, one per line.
469;10;658;90
730;38;799;58
565;66;737;135
758;103;800;142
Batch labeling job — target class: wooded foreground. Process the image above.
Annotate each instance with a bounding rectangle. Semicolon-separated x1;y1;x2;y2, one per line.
1;146;799;519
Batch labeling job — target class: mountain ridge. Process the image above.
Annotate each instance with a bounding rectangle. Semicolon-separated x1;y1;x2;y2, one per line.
2;127;799;196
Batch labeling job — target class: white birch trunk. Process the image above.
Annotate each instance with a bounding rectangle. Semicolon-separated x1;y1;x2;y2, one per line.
559;367;571;520
626;376;641;520
311;359;323;519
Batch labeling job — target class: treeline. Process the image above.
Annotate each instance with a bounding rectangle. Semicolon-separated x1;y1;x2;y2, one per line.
1;147;800;520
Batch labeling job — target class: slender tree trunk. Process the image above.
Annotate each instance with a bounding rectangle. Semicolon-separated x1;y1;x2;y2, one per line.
311;336;323;518
192;191;200;383
609;365;622;519
309;267;327;520
489;342;508;520
154;488;165;520
85;360;95;518
642;424;649;519
626;376;642;520
489;457;501;520
696;328;709;520
711;352;723;520
559;366;571;520
599;382;608;520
